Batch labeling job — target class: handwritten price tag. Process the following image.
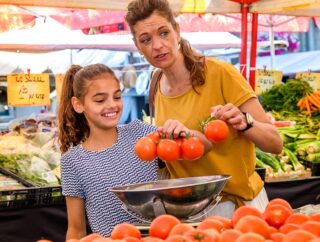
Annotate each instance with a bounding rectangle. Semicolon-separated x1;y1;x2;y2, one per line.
295;72;320;91
7;74;50;106
255;69;283;96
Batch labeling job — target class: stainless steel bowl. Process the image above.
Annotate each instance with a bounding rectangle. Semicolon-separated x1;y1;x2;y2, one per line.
110;175;230;221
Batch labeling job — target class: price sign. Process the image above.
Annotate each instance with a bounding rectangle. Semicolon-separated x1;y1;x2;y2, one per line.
7;74;50;106
255;69;283;96
295;72;320;91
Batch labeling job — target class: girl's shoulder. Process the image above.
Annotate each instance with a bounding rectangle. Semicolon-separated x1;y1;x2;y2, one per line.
61;144;83;161
118;119;156;136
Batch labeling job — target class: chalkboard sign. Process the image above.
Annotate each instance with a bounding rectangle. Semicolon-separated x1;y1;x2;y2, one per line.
7;74;50;106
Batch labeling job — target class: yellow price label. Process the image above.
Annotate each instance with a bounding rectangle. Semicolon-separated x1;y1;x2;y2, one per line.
295;72;320;92
7;74;50;106
255;69;283;96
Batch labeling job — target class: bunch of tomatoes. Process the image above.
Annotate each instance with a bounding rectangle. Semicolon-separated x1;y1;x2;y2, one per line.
134;118;229;163
134;131;205;162
66;198;320;242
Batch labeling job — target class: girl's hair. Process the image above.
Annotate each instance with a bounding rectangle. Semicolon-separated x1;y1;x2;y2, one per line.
125;0;206;89
58;63;116;154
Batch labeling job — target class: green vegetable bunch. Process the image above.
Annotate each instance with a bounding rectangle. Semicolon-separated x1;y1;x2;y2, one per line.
260;78;313;113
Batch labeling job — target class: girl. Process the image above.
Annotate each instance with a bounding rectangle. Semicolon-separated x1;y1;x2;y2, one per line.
58;63;212;239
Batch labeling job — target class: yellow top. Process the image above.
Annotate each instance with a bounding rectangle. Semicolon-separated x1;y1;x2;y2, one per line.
154;58;264;201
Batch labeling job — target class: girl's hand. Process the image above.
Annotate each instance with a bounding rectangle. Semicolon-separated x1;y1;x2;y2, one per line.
211;103;247;131
157;119;191;139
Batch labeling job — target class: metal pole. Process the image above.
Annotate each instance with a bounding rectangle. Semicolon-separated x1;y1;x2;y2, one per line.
249;13;259;90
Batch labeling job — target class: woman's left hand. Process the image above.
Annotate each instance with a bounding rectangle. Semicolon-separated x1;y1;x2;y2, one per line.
211;103;247;131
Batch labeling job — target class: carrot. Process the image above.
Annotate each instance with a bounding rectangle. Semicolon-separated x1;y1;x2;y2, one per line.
305;98;311;115
307;96;319;109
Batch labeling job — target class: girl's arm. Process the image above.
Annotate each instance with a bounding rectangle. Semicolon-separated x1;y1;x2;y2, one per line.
65;196;87;240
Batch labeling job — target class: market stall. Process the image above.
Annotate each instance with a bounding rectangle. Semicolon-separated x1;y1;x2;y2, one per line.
0;1;320;242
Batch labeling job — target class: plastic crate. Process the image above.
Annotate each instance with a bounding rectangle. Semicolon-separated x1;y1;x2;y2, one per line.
0;187;40;210
38;186;65;206
302;160;320;176
0;167;64;210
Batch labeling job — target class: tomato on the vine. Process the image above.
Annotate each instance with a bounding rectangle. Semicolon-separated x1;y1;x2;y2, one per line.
157;138;180;162
147;131;161;144
181;137;204;160
204;120;229;143
134;136;157;161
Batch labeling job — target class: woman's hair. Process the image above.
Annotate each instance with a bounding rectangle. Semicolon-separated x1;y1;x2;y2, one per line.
125;0;206;89
58;63;116;154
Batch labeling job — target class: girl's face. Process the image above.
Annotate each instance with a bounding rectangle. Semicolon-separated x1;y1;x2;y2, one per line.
72;74;123;132
133;11;181;70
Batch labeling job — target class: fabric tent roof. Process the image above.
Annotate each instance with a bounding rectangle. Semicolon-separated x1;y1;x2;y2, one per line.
0;17;243;52
0;0;319;16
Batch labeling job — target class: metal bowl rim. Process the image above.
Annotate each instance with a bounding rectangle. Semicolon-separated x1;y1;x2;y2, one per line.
109;175;231;192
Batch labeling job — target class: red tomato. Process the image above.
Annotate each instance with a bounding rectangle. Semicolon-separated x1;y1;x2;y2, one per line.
181;137;205;161
157;139;180;162
149;214;181;240
134;136;157;161
174;137;185;159
79;233;103;242
110;223;141;240
264;204;293;229
204;120;229;143
147;131;161;144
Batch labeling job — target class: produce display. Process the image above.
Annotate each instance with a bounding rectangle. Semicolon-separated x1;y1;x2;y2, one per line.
258;79;320;181
60;198;320;242
0;114;61;187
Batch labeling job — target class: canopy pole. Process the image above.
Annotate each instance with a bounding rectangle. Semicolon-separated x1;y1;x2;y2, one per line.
268;26;275;69
240;4;249;79
249;13;259;90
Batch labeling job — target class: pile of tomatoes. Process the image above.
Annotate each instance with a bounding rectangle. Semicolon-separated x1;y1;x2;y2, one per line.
134;131;205;162
67;198;320;242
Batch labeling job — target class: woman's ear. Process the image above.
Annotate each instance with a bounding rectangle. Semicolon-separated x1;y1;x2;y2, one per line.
71;97;84;114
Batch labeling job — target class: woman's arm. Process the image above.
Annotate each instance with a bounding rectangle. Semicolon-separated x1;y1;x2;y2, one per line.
65;196;87;240
212;98;283;154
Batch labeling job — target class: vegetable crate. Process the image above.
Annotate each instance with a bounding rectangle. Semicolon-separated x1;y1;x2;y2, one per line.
0;167;64;210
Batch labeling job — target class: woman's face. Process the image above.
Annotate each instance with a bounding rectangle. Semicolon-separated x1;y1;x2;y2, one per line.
72;74;123;132
133;11;181;70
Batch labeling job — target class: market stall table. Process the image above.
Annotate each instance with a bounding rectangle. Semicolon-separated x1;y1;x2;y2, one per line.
1;176;320;242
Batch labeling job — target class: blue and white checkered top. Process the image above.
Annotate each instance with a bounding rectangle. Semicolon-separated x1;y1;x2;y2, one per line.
61;119;158;236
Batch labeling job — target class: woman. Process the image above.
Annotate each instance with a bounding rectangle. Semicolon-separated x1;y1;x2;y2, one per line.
125;0;283;217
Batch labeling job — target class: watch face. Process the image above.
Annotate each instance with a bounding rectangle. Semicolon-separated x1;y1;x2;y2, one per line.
246;113;254;125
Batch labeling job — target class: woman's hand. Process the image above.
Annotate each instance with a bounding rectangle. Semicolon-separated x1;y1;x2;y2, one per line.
211;103;247;131
157;119;190;139
157;119;213;154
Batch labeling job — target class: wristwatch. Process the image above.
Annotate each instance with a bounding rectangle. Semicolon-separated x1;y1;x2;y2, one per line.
240;112;254;132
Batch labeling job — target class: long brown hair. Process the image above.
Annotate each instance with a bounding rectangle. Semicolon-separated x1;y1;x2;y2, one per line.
125;0;206;88
58;63;117;154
